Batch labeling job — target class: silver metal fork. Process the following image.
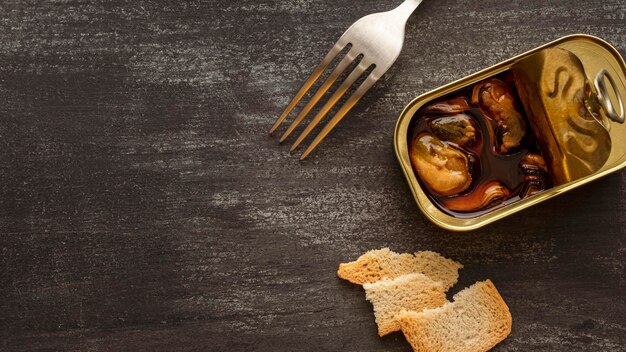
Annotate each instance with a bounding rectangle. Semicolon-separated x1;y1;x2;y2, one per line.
269;0;423;160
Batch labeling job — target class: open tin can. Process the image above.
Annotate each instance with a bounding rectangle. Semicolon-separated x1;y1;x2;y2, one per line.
394;34;626;231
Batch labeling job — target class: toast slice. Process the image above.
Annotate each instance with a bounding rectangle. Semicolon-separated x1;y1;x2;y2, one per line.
337;248;463;290
397;280;512;352
363;273;448;336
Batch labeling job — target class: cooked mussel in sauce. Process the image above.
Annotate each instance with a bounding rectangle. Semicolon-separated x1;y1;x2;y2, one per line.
410;133;472;196
430;114;477;147
409;74;552;216
472;78;527;154
520;153;551;197
443;181;510;212
421;96;471;115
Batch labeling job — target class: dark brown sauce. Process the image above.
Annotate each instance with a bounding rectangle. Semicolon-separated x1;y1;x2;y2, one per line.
408;73;548;218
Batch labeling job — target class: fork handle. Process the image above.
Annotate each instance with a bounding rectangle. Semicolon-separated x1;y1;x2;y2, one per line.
393;0;423;23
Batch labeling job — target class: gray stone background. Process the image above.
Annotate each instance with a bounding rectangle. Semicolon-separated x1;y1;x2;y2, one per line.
0;0;625;351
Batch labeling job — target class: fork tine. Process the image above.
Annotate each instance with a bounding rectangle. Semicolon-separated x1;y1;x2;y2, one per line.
299;74;378;160
279;48;357;143
269;42;347;134
290;61;369;152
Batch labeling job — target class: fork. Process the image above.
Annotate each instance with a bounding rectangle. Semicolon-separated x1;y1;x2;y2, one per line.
269;0;424;160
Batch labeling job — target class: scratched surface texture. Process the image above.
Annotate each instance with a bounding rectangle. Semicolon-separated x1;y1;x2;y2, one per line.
1;0;625;351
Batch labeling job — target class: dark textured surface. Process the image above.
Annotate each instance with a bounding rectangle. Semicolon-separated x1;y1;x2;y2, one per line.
1;1;625;351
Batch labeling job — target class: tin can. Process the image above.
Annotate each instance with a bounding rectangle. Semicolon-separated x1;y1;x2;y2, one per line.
394;34;626;231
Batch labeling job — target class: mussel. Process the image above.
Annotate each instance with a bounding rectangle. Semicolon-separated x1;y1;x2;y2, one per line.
410;133;472;196
472;78;527;153
421;96;471;115
443;181;511;212
429;113;477;147
520;153;551;197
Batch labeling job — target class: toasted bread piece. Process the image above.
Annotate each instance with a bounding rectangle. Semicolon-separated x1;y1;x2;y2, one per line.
337;248;463;290
363;273;447;336
397;280;512;352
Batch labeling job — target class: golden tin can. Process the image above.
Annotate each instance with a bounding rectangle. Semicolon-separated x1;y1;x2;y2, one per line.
394;34;626;231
